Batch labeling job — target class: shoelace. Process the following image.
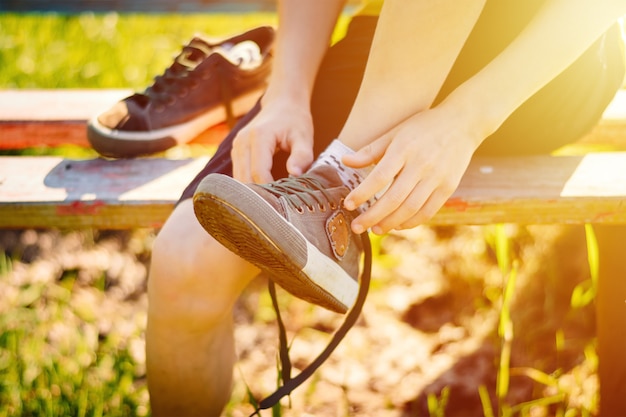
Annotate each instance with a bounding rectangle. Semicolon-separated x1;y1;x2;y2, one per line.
259;174;340;213
146;40;212;102
138;39;238;127
249;234;372;415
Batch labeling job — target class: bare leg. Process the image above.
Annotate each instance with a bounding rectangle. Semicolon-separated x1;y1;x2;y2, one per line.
146;199;259;416
339;0;487;149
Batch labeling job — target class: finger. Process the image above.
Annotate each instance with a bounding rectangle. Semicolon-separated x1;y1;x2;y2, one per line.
342;134;391;169
286;138;314;177
350;170;421;234
231;132;251;182
372;184;431;234
397;187;451;230
374;177;453;233
250;138;275;184
344;150;402;211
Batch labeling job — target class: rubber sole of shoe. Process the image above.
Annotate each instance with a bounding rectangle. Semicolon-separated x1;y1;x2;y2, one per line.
193;174;359;313
87;88;264;158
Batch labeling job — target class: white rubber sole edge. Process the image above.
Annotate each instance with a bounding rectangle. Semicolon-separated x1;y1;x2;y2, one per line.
87;88;264;143
302;239;359;310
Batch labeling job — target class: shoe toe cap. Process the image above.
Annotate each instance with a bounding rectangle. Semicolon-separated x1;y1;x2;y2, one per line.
97;96;152;131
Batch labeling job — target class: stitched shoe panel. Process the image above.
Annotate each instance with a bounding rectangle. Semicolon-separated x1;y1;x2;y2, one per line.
193;165;363;313
87;26;274;158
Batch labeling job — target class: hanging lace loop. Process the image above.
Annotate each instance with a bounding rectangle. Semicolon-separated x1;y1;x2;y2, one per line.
249;232;372;416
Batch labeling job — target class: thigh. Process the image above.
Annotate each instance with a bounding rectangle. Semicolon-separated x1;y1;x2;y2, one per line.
477;25;625;156
436;0;625;156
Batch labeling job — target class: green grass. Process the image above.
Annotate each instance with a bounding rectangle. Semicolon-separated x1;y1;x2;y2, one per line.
482;224;600;417
0;229;153;417
0;12;278;89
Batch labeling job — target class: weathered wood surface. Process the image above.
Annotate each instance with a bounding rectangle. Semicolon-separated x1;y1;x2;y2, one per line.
438;153;626;225
2;153;626;229
0;156;210;229
0;89;232;150
2;89;625;151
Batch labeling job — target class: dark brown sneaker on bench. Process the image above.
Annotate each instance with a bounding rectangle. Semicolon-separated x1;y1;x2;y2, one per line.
87;26;274;158
192;165;363;313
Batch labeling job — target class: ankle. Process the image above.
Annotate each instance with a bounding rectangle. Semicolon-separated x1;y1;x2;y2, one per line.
312;139;375;210
312;140;369;187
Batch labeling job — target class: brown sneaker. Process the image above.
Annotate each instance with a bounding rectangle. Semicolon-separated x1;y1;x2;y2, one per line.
192;164;363;313
87;26;274;158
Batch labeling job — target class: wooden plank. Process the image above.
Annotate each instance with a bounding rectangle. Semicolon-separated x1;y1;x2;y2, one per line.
4;88;621;123
0;120;231;150
2;153;626;229
0;89;133;121
437;153;626;225
0;156;209;229
0;89;233;150
2;89;626;151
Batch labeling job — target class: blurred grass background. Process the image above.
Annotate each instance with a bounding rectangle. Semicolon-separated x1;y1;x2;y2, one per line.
0;12;278;89
0;12;355;89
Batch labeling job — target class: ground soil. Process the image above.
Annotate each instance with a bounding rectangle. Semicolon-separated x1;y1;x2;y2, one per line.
0;224;597;416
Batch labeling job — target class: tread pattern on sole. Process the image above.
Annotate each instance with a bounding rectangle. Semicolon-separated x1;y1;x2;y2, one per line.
194;192;347;313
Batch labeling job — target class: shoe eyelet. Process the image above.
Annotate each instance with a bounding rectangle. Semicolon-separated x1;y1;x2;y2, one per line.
178;89;188;98
306;205;315;212
330;202;338;210
296;206;305;214
318;203;327;212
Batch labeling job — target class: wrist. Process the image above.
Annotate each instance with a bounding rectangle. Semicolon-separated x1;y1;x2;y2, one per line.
439;82;507;149
262;80;310;108
263;64;313;103
260;86;312;119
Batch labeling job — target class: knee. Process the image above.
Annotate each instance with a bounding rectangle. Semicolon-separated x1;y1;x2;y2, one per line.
148;200;258;324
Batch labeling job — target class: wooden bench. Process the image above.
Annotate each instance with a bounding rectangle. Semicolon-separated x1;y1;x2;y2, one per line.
1;88;626;229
